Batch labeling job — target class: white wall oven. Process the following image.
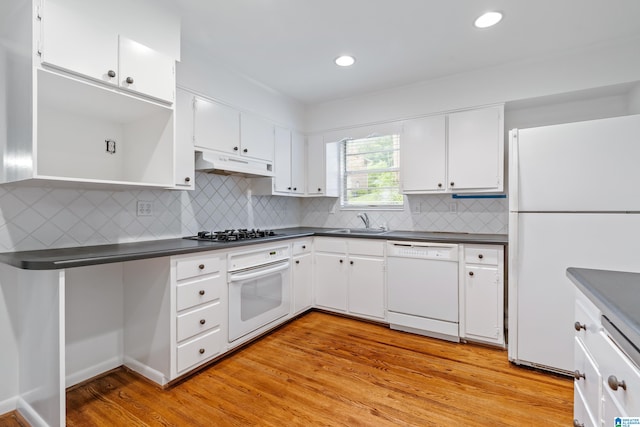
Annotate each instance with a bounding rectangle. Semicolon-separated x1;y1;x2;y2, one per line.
228;244;291;343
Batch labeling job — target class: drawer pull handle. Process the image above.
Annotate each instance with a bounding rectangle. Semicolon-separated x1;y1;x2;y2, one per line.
608;375;627;391
199;319;206;325
199;290;205;296
574;322;586;331
125;76;134;84
199;348;205;355
478;254;484;259
573;420;584;427
198;264;205;270
573;370;585;380
107;70;116;78
468;271;474;277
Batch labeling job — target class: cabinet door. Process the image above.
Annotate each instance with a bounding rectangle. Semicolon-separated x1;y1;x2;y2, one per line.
240;113;274;162
464;265;501;341
292;254;313;314
290;132;306;194
174;89;195;188
314;253;348;312
448;106;503;192
194;98;240;153
273;127;292;193
401;115;446;192
119;36;175;103
348;256;385;319
41;0;118;85
306;135;325;195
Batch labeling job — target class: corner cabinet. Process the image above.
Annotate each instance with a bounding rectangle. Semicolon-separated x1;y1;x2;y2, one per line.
0;0;182;189
460;244;505;347
314;238;385;321
401;105;504;194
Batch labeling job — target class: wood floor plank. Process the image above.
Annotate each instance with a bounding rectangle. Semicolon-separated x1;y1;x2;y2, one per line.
65;311;572;426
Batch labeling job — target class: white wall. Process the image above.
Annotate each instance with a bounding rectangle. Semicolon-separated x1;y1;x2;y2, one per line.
306;37;640;133
0;265;18;415
178;41;306;132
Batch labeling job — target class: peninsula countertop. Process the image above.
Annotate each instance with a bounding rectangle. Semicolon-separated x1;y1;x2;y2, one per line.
0;227;507;270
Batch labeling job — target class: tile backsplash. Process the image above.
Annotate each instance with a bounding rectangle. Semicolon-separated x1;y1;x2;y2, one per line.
0;174;507;253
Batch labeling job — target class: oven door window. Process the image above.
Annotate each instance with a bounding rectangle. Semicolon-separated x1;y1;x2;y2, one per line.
240;273;282;321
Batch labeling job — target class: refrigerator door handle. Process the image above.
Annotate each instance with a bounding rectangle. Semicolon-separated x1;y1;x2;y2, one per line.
508;129;520;212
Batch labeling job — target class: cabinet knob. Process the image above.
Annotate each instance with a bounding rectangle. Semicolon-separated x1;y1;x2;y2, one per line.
573;370;585;380
125;76;134;84
573;420;585;427
107;70;116;78
198;264;205;270
438;183;442;188
478;254;484;259
199;290;205;296
608;375;627;391
185;177;191;183
468;271;474;276
295;260;300;264
233;146;239;151
243;148;248;153
574;321;586;331
339;259;343;263
288;187;292;190
450;182;455;187
293;187;297;191
318;188;322;192
199;348;205;355
199;319;206;325
350;260;354;265
302;245;306;249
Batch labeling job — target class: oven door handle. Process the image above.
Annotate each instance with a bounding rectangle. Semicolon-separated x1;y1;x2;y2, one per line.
229;261;290;282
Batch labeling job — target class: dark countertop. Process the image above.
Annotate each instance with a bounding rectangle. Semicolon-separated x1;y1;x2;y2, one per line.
0;227;507;270
567;267;640;364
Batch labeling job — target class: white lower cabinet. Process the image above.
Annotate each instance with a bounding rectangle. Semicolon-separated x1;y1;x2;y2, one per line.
460;244;505;346
574;288;640;426
314;238;385;321
292;240;313;315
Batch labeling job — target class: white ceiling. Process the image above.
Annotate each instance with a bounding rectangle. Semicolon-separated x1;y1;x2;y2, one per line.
175;1;640;106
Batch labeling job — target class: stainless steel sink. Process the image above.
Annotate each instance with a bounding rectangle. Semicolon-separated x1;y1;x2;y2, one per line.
326;228;389;235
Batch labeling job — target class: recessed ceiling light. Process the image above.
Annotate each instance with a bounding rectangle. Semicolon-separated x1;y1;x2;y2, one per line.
335;55;356;67
474;11;503;28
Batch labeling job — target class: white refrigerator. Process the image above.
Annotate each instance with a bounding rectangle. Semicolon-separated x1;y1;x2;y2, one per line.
508;113;640;374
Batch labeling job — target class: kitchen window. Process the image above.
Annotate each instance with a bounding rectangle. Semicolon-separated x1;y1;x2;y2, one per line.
340;134;403;209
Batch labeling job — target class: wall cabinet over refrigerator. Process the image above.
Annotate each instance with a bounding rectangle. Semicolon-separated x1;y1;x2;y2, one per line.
401;105;504;194
0;0;182;189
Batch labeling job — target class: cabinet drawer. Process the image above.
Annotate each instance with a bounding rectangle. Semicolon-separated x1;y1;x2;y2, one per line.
574;297;603;351
292;240;312;256
574;337;602;422
177;302;222;342
176;255;221;281
176;329;223;374
314;237;347;253
176;275;223;312
574;385;599;427
464;246;500;265
592;331;640;416
348;239;384;257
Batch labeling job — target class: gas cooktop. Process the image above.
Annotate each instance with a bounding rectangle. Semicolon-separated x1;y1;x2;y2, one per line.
185;229;278;242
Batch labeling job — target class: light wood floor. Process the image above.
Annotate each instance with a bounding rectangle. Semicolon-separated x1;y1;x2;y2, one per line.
4;311;573;426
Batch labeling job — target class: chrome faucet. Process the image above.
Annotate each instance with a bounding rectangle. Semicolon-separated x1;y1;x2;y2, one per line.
357;212;370;229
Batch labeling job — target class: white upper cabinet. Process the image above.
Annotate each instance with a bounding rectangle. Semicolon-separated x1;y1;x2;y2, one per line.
240;113;275;162
174;89;195;189
193;97;240;152
401;105;504;194
40;0;175;103
273;126;293;193
401;115;446;192
290;131;306;194
306;136;339;197
258;127;304;195
448;106;503;192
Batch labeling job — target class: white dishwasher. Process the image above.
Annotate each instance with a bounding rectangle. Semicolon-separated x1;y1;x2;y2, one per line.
386;241;460;342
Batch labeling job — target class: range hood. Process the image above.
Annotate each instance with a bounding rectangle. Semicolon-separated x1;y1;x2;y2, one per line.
195;150;274;178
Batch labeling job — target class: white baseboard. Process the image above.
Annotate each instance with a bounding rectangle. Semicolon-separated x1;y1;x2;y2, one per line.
16;397;50;427
123;356;169;386
0;395;18;417
65;356;123;388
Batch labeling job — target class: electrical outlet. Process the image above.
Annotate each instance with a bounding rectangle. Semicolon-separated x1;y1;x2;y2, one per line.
137;201;153;216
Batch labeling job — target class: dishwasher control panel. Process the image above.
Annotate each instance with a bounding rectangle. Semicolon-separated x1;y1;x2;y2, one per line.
387;241;458;260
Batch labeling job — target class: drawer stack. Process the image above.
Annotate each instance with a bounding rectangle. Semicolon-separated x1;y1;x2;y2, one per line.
174;253;226;376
